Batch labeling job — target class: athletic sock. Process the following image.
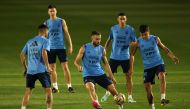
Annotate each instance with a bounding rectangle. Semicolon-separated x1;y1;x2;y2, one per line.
128;95;132;99
21;106;26;109
52;83;58;89
67;83;72;88
151;104;155;109
161;93;166;100
106;90;111;96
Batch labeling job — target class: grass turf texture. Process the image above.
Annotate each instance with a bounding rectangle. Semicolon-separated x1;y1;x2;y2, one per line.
0;0;190;108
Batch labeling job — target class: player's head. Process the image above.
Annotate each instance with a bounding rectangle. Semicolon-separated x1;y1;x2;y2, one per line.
38;24;48;37
139;24;149;38
48;4;57;17
117;13;127;26
91;31;101;46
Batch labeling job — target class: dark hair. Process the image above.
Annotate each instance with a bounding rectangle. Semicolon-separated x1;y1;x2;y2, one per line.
91;31;101;36
118;12;126;16
38;24;48;31
48;4;56;9
139;24;149;33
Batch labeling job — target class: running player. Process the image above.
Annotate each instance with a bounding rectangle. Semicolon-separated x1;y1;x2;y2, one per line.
101;13;136;103
131;24;179;109
44;4;74;93
74;31;125;109
20;24;53;109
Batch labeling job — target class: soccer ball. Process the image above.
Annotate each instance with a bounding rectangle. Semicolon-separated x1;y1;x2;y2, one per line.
114;93;126;105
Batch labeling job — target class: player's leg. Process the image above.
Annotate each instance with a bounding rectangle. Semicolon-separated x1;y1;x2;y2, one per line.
97;74;125;109
58;49;74;93
107;84;125;109
156;64;169;105
125;73;135;103
45;88;53;109
158;73;169;105
38;72;53;109
97;74;118;96
21;74;36;109
101;59;118;102
121;60;136;103
21;88;33;109
85;82;102;109
159;72;169;105
50;64;59;93
144;68;156;109
107;84;118;96
101;90;111;102
60;62;74;92
159;72;166;98
48;50;59;93
144;83;155;109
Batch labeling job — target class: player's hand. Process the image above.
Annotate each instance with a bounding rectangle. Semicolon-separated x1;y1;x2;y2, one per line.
172;56;179;64
68;47;73;55
77;65;83;72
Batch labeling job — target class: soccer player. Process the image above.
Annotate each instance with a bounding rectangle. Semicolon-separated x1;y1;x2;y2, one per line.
74;31;125;109
101;13;136;103
44;4;74;93
20;24;53;109
131;24;179;109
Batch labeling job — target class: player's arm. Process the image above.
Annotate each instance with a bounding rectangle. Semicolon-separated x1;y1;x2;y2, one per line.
104;30;113;50
20;52;27;76
129;27;137;47
129;42;138;75
157;37;179;64
104;38;112;50
74;46;84;72
62;19;73;54
129;30;137;75
42;49;52;73
102;49;117;84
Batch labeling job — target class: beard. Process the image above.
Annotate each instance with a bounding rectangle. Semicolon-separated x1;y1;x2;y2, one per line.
93;42;100;46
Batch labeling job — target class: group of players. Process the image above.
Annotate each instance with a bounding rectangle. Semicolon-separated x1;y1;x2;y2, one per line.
20;4;179;109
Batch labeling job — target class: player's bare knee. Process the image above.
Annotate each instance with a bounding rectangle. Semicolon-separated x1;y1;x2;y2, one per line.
28;91;32;96
107;84;114;91
25;89;32;96
86;84;95;92
64;67;69;72
61;62;68;69
89;86;95;92
52;67;56;72
159;72;165;80
145;83;152;93
50;64;56;71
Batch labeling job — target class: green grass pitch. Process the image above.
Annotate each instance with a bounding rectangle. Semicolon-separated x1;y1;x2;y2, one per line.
0;0;190;109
